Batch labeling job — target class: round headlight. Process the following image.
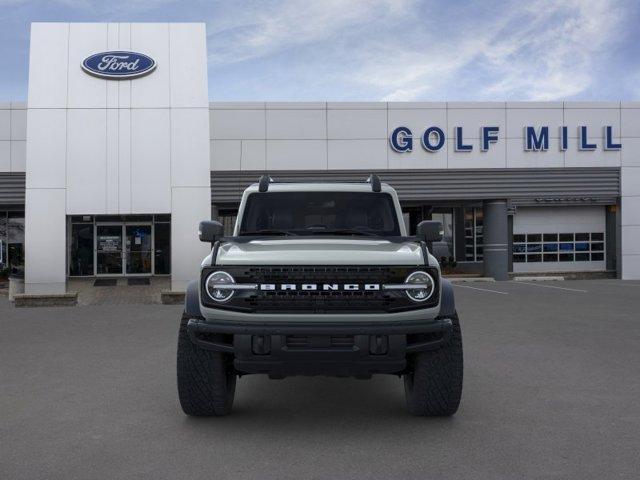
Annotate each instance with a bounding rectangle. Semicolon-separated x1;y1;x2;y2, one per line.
404;271;435;302
205;271;235;302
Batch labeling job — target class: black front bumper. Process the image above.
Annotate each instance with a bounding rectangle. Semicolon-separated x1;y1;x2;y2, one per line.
187;317;452;378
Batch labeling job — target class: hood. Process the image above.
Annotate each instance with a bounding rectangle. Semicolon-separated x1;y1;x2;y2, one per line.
214;238;425;266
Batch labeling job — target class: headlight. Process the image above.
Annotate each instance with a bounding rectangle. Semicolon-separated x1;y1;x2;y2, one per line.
205;271;235;302
404;271;435;302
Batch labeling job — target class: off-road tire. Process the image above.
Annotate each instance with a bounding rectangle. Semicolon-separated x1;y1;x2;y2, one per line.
177;313;236;416
404;312;463;416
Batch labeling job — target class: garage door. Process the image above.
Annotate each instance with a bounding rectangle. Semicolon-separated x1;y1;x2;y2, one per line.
512;206;606;273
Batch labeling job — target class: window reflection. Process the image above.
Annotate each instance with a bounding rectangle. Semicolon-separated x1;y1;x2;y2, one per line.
431;211;454;260
0;212;25;274
512;231;605;263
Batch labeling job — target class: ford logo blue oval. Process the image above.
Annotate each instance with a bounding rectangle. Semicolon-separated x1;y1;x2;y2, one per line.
82;51;156;79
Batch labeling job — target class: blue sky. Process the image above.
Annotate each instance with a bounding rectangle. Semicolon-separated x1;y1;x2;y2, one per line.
1;0;638;101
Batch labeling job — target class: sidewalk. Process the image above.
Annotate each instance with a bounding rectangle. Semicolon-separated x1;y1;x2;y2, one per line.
68;277;170;306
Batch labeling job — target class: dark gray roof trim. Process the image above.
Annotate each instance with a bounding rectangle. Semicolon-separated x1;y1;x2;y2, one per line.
211;168;620;205
0;169;619;209
0;173;26;206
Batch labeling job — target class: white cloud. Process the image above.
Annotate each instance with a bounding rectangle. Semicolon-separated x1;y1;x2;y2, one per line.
369;36;494;101
371;0;625;101
207;0;411;65
205;0;627;101
478;0;623;100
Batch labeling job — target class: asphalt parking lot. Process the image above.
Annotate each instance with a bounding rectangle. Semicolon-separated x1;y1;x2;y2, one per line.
2;279;639;480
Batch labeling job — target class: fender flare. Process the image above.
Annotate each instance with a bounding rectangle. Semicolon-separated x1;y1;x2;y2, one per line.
184;279;203;318
439;278;456;318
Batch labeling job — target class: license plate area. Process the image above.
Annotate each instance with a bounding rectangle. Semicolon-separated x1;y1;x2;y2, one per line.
284;334;356;350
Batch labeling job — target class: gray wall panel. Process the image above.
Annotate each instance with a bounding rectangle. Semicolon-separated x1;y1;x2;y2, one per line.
211;168;621;205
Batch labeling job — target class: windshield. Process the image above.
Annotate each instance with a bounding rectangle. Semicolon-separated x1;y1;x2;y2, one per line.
239;192;401;237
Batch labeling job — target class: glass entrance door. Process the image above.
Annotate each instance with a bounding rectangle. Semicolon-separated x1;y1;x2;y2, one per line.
125;224;152;275
95;223;152;275
96;225;123;275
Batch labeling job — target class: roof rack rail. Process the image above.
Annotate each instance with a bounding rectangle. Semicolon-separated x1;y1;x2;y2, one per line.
366;174;382;192
258;174;274;192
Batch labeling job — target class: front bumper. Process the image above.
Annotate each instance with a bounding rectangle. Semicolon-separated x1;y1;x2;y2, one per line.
186;316;452;377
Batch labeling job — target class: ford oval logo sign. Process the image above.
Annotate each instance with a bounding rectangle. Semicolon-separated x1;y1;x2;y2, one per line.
81;51;156;80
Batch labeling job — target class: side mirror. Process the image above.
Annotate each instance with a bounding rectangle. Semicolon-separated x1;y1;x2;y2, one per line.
416;220;444;242
198;220;224;243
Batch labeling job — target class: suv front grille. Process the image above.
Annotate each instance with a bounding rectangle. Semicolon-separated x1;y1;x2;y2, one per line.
236;266;406;283
201;265;439;313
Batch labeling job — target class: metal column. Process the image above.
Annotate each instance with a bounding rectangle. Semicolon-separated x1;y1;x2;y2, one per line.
483;200;509;280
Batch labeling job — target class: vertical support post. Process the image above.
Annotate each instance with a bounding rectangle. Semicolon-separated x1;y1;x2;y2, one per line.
615;200;622;279
171;187;212;292
25;189;67;294
454;207;466;262
483;200;509;281
605;204;616;274
507;213;514;273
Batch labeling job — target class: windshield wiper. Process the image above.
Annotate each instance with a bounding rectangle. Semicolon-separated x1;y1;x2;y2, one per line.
315;228;382;237
239;229;298;236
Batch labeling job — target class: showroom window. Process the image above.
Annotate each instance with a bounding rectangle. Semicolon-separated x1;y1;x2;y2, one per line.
217;209;238;236
68;214;171;277
154;215;171;275
0;212;6;271
0;211;25;274
512;232;605;263
400;205;456;261
431;209;455;261
463;208;484;262
69;218;94;276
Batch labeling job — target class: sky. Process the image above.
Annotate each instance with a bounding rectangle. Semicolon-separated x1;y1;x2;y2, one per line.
0;0;639;102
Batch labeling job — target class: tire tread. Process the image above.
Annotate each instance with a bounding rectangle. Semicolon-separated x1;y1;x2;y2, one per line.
177;313;236;416
404;312;463;416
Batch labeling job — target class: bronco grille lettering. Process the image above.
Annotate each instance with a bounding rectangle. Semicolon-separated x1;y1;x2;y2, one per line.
257;283;382;291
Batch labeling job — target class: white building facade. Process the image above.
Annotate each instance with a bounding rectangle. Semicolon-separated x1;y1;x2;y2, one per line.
0;22;639;294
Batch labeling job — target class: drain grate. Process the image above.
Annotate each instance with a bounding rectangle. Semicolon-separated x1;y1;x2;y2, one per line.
94;278;117;287
128;278;150;286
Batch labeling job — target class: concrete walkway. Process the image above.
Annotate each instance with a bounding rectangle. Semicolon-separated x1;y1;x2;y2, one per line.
68;277;170;306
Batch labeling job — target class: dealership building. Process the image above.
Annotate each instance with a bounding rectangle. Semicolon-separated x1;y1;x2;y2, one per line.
1;22;639;295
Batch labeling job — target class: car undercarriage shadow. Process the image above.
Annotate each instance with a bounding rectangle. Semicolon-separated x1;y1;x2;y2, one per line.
179;374;460;435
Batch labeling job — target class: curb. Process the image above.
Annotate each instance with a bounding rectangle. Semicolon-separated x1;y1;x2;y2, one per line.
446;277;496;283
13;292;78;308
513;276;565;282
161;291;185;305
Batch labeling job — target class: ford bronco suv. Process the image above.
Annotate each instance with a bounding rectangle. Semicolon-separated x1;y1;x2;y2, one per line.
177;175;463;416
